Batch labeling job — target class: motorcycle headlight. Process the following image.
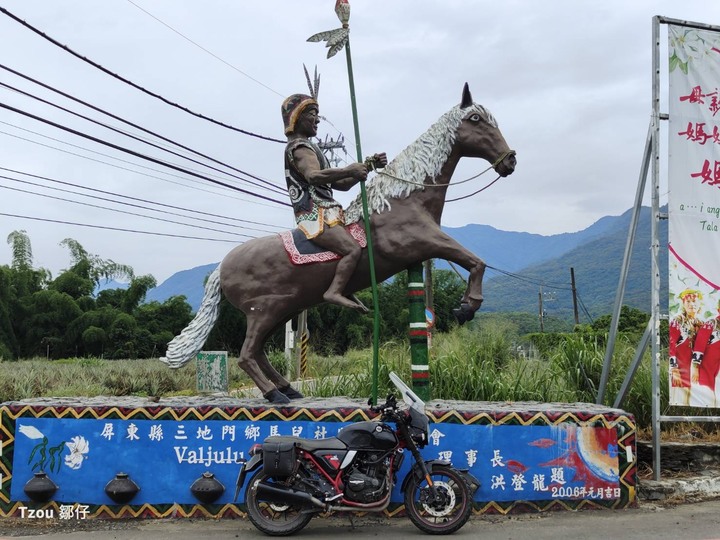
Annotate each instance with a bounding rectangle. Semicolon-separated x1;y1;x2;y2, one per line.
408;408;429;445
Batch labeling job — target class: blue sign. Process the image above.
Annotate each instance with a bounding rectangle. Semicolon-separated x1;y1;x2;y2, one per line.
11;418;620;505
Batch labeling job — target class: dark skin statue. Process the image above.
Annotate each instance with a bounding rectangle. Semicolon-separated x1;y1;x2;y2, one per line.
288;104;387;311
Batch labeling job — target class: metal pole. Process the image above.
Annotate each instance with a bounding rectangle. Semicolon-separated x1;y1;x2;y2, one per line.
613;319;652;409
651;15;662;481
343;39;381;406
596;125;653;404
309;3;381;404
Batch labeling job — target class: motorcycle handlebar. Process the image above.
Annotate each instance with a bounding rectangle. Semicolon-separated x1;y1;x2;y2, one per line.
368;393;399;414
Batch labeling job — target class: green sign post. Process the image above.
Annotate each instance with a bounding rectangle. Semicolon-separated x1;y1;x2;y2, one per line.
196;351;229;394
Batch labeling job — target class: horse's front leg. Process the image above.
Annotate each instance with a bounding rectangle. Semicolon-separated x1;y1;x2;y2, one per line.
428;235;486;325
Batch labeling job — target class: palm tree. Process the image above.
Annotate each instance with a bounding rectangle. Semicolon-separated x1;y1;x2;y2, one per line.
59;238;134;287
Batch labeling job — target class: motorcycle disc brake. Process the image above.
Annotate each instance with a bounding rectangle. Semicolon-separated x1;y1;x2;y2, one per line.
421;480;456;517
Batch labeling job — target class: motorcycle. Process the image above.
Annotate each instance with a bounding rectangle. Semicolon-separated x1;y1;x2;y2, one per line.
235;372;479;536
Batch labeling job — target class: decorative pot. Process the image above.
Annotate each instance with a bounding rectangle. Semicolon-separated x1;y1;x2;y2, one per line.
104;472;140;504
23;471;58;502
190;472;225;504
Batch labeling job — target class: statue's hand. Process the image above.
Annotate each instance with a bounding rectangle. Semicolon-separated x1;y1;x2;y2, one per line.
365;153;388;170
346;162;369;181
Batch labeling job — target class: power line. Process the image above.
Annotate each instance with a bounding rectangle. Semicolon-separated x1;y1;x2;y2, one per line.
126;0;284;98
0;166;284;232
0;6;286;143
0;63;286;191
0;79;286;195
0;181;257;239
0;126;281;209
485;264;574;291
0;212;242;243
0;101;291;206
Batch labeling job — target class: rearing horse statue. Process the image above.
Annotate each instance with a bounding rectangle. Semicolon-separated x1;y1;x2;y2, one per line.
161;84;516;403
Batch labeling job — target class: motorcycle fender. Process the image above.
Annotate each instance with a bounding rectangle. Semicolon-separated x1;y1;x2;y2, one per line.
400;459;452;493
234;453;262;501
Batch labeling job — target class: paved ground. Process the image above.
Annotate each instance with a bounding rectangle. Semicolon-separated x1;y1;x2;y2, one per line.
2;498;720;540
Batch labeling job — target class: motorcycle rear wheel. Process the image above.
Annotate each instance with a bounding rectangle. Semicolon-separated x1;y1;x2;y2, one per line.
244;468;313;536
403;465;473;535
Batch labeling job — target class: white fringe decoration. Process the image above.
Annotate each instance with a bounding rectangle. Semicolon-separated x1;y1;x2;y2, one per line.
345;103;496;224
160;265;222;369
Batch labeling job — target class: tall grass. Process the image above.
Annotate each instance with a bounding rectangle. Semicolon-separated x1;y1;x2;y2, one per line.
0;322;677;431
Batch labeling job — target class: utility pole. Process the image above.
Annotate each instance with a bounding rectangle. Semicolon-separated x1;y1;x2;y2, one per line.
570;267;580;326
538;287;544;333
316;134;347;167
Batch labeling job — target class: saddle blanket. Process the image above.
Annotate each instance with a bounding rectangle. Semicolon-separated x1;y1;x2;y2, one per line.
279;222;367;265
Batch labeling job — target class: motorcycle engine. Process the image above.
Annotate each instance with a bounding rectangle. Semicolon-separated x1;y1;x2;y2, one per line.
343;452;389;503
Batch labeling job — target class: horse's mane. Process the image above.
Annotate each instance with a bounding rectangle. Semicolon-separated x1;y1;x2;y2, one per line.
344;102;497;223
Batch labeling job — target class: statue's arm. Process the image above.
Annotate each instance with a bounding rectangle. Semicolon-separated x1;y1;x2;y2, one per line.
292;146;368;190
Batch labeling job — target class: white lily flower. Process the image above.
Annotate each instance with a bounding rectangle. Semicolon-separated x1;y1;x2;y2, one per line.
18;425;45;440
64;436;89;470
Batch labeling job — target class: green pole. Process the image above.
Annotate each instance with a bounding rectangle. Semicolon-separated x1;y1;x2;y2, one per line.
308;2;381;404
407;263;430;401
344;39;381;406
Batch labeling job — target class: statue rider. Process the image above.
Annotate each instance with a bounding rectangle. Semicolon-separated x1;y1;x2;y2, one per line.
281;93;387;311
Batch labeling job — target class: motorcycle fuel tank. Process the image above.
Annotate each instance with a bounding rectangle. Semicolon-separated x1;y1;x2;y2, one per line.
337;422;398;450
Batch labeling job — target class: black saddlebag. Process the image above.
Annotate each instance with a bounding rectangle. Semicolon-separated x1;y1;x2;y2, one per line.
262;440;297;478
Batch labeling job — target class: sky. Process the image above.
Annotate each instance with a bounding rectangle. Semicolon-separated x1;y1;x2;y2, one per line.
1;1;719;284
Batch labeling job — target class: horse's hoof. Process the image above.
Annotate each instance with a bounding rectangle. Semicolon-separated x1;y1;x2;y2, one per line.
452;303;475;325
279;385;304;400
263;389;291;404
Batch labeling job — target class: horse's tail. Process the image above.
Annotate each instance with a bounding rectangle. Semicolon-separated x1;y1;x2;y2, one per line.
160;265;222;369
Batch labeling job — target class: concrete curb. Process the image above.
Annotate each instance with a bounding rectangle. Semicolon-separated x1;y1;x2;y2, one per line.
639;472;720;501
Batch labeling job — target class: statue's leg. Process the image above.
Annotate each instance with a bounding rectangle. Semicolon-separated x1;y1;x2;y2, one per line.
310;226;368;312
421;232;486;324
430;238;486;308
255;349;304;399
239;314;291;403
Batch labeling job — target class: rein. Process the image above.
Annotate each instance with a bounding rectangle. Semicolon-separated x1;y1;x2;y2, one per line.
369;150;515;201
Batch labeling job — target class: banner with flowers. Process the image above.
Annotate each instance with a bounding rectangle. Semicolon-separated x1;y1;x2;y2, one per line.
668;25;720;406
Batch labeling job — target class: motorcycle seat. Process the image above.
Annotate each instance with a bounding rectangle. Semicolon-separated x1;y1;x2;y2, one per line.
265;435;347;452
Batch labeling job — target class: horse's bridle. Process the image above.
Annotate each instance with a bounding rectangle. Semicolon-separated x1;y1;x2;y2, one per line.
369;149;516;200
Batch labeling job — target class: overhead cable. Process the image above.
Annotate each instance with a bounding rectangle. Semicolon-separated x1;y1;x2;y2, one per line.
126;0;284;97
0;166;284;232
0;64;286;192
0;6;285;143
0;125;281;208
0;101;290;206
0;212;243;243
0;180;257;239
0;63;285;191
0;80;286;195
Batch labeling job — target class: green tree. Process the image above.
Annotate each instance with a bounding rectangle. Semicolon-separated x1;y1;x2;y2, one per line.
590;305;650;334
21;290;83;357
59;238;134;287
121;275;157;313
107;313;138;359
0;265;18;358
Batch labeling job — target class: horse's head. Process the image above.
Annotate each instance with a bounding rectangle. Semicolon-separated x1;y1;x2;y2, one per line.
455;84;516;178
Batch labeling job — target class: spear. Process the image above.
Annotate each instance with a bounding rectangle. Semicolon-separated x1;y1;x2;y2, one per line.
308;0;381;404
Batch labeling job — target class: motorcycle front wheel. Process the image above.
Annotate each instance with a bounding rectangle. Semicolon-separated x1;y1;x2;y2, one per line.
244;468;313;536
403;465;473;535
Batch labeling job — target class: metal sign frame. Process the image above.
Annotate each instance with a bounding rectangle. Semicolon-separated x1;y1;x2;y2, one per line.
598;16;720;480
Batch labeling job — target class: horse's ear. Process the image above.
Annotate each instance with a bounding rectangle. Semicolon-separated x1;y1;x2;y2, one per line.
460;83;473;109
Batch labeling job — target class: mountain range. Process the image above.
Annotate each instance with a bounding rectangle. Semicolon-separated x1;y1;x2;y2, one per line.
140;206;667;323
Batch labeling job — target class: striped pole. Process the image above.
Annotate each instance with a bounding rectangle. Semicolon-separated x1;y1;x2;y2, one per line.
407;263;430;400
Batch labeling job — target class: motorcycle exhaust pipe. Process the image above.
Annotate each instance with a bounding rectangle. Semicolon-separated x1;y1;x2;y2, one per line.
256;482;326;510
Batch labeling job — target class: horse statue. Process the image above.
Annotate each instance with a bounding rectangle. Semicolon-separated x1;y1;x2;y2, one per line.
161;84;516;403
